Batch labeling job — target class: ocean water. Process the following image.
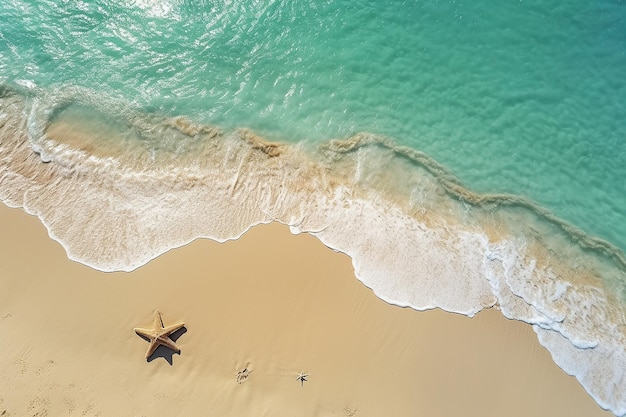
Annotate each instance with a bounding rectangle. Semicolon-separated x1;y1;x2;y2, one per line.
1;0;626;415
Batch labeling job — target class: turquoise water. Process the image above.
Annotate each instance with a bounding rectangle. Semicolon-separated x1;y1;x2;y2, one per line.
1;0;625;251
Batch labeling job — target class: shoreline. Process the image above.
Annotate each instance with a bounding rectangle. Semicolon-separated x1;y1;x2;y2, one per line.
0;203;612;416
1;86;625;414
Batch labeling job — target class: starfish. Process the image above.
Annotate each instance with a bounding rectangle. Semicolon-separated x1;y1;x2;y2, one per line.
134;311;185;360
296;371;308;386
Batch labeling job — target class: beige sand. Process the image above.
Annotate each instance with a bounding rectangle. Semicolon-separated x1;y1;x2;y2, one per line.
0;203;611;417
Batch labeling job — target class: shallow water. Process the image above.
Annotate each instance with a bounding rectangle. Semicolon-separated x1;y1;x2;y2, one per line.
1;0;625;250
1;0;626;415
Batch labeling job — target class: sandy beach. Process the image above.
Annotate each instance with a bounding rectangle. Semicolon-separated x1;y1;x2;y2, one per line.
0;202;612;417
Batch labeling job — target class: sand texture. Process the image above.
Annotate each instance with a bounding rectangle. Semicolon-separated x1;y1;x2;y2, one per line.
0;203;612;417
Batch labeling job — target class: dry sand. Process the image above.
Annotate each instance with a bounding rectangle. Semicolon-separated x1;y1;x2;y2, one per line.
0;202;612;417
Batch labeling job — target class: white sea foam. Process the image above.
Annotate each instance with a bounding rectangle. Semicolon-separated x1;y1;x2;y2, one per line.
536;327;626;416
1;87;625;415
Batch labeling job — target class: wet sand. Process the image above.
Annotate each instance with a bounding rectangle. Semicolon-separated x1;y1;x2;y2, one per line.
0;203;612;416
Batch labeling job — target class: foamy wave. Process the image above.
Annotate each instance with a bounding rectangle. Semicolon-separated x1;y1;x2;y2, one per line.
1;86;625;415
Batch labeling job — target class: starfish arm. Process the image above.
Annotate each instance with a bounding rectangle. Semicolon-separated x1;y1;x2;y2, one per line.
134;327;155;339
144;340;160;359
157;336;181;353
162;322;185;334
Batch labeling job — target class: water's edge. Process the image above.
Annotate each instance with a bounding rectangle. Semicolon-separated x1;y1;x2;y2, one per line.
1;86;625;415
